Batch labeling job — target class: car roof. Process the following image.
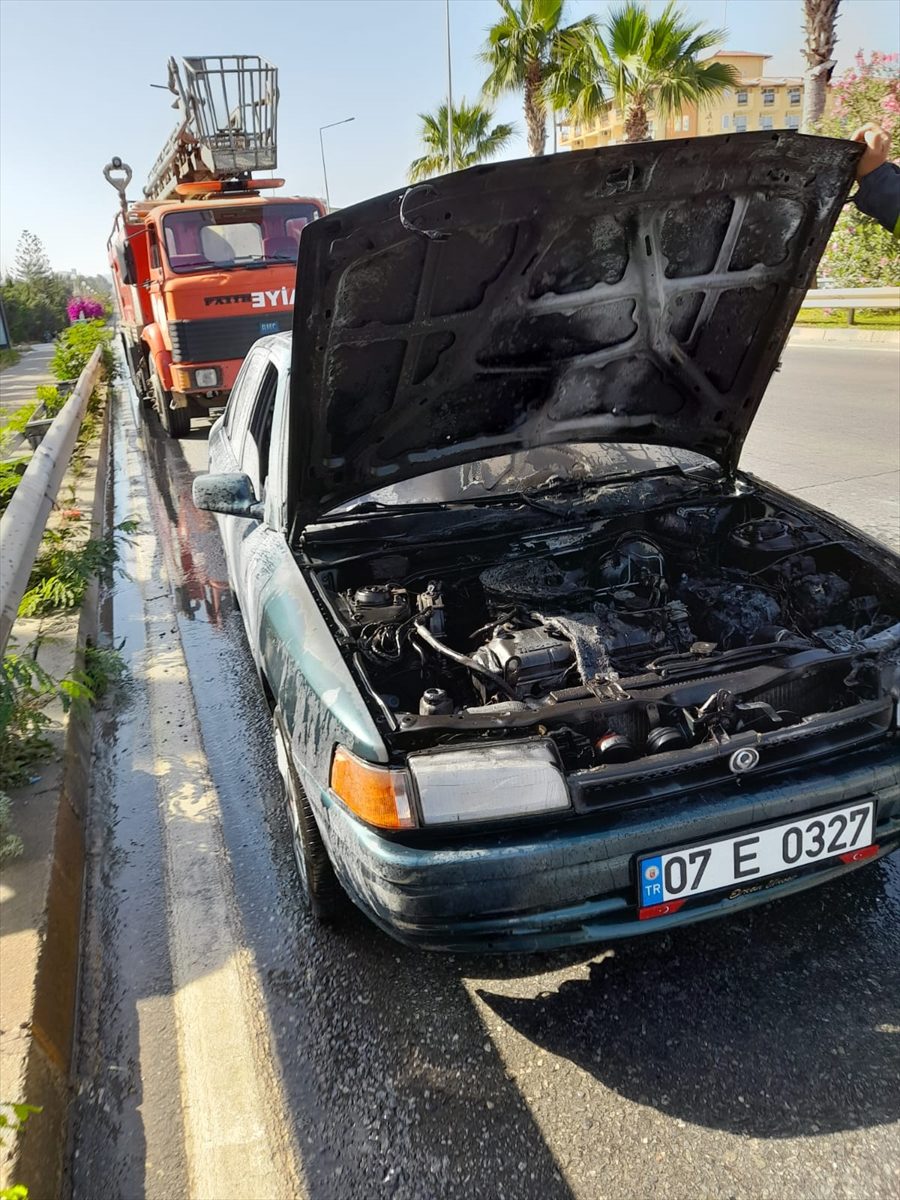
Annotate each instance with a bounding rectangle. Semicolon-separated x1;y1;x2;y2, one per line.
250;331;293;365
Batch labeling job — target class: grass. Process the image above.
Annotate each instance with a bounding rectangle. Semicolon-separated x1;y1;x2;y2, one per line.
794;307;900;329
0;347;22;371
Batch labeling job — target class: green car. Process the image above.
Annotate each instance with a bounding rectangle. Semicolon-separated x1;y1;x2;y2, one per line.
193;132;900;951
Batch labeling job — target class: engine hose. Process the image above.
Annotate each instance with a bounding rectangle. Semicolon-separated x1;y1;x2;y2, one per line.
412;621;520;701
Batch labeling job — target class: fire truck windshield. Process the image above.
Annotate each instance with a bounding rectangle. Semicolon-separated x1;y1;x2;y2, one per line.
161;202;320;273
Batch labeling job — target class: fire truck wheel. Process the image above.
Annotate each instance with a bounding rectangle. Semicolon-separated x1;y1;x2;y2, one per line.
150;362;191;438
167;405;191;438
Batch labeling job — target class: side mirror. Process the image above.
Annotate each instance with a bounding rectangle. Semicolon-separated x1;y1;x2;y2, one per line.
192;472;264;520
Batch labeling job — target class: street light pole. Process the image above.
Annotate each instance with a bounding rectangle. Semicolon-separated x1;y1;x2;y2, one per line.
318;116;355;212
445;0;454;172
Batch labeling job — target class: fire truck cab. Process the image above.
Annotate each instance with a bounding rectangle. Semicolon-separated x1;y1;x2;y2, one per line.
108;191;322;436
105;54;324;437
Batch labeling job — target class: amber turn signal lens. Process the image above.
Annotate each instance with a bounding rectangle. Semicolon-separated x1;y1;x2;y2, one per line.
330;746;414;830
170;365;193;391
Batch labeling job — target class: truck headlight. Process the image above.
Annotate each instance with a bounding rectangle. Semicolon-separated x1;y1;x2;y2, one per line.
408;740;570;826
194;367;220;388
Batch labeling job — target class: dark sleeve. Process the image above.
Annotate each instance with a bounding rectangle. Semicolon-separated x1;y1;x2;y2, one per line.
852;161;900;236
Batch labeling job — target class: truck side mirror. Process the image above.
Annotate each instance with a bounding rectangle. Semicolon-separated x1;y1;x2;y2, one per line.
192;472;264;520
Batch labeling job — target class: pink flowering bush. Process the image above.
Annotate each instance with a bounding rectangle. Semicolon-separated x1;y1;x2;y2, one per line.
817;51;900;289
823;50;900;136
67;296;105;322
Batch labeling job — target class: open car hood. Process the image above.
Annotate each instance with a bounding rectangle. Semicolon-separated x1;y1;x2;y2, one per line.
288;131;859;529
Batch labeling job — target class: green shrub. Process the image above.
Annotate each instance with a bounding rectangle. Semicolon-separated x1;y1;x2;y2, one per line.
0;1102;42;1199
50;321;115;384
18;519;137;619
81;643;127;699
816;52;900;289
0;402;37;458
0;639;130;796
0;791;24;864
819;211;900;289
35;384;67;417
0;459;28;515
0;653;55;791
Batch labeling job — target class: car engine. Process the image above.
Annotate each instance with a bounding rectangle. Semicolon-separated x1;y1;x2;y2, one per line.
322;499;900;772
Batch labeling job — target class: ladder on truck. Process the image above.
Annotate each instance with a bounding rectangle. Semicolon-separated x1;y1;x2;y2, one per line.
144;55;279;200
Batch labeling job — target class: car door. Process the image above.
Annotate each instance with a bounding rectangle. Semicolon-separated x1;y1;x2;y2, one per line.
229;358;283;645
213;345;267;589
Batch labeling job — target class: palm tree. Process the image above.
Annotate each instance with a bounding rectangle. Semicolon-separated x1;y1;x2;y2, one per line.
408;99;515;182
596;1;740;143
801;0;841;131
481;0;604;157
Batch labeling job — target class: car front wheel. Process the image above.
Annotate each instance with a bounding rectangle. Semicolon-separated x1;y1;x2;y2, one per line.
273;713;343;924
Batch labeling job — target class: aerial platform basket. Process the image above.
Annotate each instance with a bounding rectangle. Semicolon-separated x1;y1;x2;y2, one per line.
144;55;279;199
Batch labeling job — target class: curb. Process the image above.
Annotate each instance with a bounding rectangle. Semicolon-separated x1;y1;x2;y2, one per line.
788;326;900;347
0;396;111;1200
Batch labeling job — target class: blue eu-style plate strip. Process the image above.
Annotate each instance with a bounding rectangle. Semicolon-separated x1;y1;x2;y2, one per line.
640;855;665;906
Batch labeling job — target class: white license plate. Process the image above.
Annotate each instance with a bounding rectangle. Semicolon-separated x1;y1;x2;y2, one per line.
637;800;876;910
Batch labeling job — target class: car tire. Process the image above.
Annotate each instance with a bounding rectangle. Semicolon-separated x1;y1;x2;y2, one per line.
273;713;343;924
149;361;191;438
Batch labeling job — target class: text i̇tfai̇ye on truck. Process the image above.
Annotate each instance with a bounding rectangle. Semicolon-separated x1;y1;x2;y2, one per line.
104;55;324;437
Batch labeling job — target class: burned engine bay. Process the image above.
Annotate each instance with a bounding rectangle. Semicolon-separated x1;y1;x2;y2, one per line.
317;493;900;775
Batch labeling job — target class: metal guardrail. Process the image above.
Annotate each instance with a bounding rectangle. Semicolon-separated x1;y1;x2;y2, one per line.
802;285;900;311
0;346;103;654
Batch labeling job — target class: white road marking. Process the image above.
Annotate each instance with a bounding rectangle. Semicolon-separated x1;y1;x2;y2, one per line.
116;392;303;1200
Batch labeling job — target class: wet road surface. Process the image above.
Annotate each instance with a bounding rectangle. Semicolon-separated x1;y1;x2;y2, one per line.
69;349;900;1200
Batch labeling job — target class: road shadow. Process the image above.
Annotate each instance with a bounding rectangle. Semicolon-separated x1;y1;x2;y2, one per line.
474;858;900;1139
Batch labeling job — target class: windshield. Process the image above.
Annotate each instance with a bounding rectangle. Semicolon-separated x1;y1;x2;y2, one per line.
329;443;717;512
162;202;320;273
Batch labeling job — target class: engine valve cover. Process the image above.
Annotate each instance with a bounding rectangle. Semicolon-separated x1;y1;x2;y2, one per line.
472;626;574;697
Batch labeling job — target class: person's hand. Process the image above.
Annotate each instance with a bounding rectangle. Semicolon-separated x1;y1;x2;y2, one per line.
851;124;891;180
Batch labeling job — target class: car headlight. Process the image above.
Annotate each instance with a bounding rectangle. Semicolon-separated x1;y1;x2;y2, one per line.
194;367;220;388
408;740;570;826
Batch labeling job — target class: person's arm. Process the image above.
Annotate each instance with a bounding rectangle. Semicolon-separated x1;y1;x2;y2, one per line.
850;125;900;237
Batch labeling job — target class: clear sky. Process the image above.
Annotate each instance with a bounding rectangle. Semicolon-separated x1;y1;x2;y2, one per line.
1;0;898;276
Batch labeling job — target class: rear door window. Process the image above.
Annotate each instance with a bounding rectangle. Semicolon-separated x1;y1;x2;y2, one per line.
225;349;266;461
242;363;279;497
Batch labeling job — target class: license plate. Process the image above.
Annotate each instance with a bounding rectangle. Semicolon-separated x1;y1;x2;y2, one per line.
637;800;876;911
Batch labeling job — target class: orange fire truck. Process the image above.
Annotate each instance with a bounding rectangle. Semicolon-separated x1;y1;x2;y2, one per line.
105;55;324;437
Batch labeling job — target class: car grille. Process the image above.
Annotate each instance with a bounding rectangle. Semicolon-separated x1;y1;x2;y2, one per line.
570;703;893;814
168;313;292;363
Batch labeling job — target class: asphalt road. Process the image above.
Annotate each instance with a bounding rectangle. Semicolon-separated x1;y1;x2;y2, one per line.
743;342;900;550
68;343;900;1200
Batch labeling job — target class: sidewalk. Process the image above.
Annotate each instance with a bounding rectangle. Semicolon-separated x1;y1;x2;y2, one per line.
788;324;899;348
0;345;56;458
0;345;55;420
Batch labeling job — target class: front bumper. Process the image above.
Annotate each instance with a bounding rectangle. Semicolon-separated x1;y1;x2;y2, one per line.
313;741;900;952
